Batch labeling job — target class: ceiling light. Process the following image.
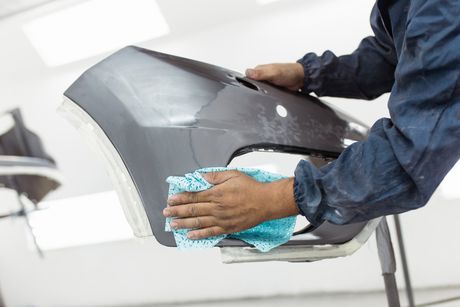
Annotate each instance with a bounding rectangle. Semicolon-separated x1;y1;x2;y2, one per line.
23;0;170;66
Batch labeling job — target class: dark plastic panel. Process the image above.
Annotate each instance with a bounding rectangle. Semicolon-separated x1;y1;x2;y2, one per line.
64;46;368;247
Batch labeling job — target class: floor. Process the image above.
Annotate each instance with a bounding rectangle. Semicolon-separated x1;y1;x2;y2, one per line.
149;286;460;307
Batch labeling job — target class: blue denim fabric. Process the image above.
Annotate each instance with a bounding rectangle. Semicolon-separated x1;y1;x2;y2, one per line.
295;0;460;225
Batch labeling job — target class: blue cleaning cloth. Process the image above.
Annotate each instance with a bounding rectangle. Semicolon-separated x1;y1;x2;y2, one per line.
165;167;297;252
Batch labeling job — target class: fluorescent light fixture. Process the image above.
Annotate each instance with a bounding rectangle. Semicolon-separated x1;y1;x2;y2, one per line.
440;159;460;199
23;0;170;66
256;0;283;5
29;190;134;250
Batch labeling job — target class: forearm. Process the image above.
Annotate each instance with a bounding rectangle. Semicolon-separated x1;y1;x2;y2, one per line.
298;36;396;100
294;120;426;225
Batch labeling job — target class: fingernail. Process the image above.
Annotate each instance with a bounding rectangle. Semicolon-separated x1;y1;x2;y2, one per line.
187;233;196;239
170;221;178;229
163;208;171;217
245;69;254;77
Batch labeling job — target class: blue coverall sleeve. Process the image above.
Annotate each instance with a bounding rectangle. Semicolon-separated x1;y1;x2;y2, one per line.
297;5;397;99
294;1;460;225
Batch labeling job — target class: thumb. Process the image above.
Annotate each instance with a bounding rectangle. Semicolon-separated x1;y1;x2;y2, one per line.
202;170;240;185
245;65;275;81
245;68;260;79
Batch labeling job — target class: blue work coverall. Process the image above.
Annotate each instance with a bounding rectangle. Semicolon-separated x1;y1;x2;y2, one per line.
294;0;460;225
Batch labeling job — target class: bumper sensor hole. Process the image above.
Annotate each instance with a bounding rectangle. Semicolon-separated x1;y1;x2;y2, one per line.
235;77;259;91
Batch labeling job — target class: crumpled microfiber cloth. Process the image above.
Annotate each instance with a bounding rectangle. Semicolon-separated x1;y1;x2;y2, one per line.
165;167;297;252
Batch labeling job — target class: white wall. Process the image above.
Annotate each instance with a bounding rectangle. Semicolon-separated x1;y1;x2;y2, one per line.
1;0;459;306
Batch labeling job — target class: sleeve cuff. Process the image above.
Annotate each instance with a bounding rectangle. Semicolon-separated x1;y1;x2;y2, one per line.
297;50;339;96
293;159;327;226
296;52;324;95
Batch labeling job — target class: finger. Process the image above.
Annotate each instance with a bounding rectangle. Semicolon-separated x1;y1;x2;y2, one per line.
245;64;276;80
201;170;240;185
245;68;258;79
163;202;213;218
168;189;213;205
170;216;216;230
188;226;226;240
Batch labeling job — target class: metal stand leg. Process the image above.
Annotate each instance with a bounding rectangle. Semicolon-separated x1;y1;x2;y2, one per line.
376;217;401;307
0;285;4;307
393;214;415;307
15;193;43;258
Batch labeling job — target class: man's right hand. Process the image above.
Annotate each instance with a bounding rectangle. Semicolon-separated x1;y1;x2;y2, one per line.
245;63;305;92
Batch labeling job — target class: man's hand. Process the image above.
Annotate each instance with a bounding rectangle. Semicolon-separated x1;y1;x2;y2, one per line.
162;171;299;240
245;63;304;91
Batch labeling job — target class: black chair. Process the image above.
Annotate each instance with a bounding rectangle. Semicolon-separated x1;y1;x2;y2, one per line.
0;109;60;204
0;109;61;258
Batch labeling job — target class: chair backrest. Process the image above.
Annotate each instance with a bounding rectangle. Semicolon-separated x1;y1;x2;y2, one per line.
0;109;60;203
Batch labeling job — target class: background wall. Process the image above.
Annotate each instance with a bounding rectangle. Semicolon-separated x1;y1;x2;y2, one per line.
0;0;459;306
